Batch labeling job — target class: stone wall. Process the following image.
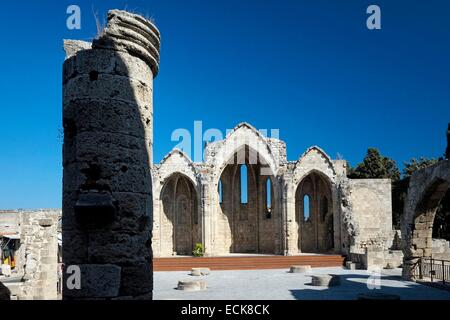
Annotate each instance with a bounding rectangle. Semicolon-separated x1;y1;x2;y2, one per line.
1;209;61;300
351;247;403;270
17;210;60;300
348;179;393;254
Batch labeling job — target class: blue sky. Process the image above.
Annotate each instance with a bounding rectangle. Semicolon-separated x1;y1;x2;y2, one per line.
0;0;449;208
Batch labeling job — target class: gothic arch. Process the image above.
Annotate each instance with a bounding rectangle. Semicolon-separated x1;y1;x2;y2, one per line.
154;148;199;196
214;143;282;254
293;146;336;185
295;170;335;253
206;122;280;180
402;160;450;279
158;172;201;256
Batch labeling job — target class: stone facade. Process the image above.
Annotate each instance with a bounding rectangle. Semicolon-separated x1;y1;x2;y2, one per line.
62;10;160;299
16;210;60;300
152;122;398;268
0;209;61;300
348;179;395;252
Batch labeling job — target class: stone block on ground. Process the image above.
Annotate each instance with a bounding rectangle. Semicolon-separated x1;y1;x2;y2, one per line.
310;274;341;287
290;265;311;273
191;268;211;276
177;279;207;291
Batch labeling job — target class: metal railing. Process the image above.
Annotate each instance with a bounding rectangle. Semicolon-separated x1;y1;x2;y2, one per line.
414;257;450;284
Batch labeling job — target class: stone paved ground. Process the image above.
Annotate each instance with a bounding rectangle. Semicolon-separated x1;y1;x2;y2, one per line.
154;267;450;300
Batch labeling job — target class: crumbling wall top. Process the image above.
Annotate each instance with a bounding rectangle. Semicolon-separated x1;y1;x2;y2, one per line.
64;10;161;77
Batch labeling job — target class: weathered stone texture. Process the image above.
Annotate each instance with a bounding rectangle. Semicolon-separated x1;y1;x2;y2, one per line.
401;160;450;280
152;122;397;270
14;210;60;300
64;264;121;298
62;9;160;299
348;179;393;253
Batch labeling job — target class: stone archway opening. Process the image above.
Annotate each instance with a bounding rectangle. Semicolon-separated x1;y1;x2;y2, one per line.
408;179;450;258
295;171;334;253
402;160;450;280
432;189;450;245
218;145;281;254
161;173;200;256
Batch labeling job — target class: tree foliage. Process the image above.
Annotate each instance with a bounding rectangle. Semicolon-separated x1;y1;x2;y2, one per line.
348;148;400;182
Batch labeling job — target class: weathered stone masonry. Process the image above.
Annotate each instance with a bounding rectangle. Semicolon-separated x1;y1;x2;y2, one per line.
152;123;400;268
62;10;160;299
402;160;450;280
0;209;61;300
17;211;60;300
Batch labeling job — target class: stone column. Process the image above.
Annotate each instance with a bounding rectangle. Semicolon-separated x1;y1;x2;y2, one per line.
201;172;214;256
62;10;160;299
284;177;298;255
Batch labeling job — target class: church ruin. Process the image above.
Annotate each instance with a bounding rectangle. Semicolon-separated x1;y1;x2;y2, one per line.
0;8;442;301
152;122;402;268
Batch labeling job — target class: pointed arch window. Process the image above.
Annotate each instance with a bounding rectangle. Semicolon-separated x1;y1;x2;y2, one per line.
266;178;272;219
240;164;248;204
266;178;272;210
303;194;310;221
218;179;223;204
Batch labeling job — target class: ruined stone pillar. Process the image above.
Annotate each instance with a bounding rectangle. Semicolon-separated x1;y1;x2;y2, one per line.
284;177;298;255
201;173;214;257
62;10;160;299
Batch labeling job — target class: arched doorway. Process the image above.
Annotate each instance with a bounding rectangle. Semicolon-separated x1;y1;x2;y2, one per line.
405;179;450;258
402;160;450;280
161;173;199;255
295;171;334;253
218;145;280;254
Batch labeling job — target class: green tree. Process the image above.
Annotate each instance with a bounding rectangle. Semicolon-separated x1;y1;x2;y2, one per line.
348;148;400;182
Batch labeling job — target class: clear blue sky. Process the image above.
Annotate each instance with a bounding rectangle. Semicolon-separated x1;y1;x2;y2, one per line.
0;0;449;209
